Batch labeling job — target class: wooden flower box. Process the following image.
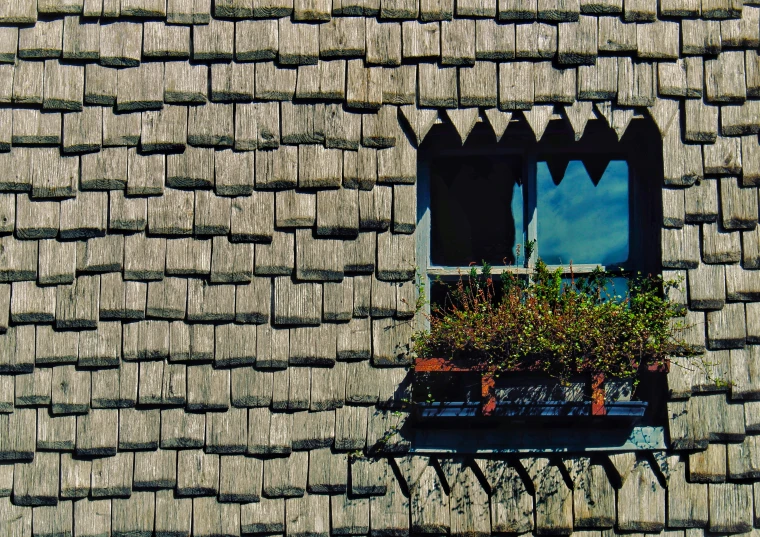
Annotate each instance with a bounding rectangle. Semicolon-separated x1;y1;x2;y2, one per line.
414;357;668;423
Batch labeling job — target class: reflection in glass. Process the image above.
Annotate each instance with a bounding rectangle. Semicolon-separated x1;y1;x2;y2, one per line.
537;160;629;266
430;156;524;266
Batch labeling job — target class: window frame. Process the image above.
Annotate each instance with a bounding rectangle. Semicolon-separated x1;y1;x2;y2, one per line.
415;117;662;324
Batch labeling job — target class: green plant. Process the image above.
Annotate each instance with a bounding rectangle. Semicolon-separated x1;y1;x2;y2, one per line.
413;260;698;384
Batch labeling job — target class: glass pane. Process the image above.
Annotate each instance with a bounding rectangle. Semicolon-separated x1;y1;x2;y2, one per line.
537;160;629;266
430;156;524;266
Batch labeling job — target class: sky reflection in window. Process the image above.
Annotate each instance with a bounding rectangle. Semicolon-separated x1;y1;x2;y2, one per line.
537;160;629;266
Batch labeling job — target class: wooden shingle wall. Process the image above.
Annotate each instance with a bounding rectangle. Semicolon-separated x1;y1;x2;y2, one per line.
0;0;759;535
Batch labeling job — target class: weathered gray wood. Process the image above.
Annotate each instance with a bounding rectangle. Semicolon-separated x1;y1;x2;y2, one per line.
256;147;298;190
263;451;308;497
206;407;248;454
520;458;572;534
666;456;708;527
707;302;747;349
123;320;170;361
83;64;117;107
165;238;211;277
296;60;346;101
475;20;515;60
231;367;272;407
112;491;155;536
176;449;219;496
50;365;90;414
236;102;280;152
418;63;457;107
12;61;43;105
706;51;747;104
660;0;699;15
325;104;362;150
663;122;703;186
211;63;255;103
564;457;615;527
726;264;760;301
688;264;726;310
498;62;534;109
141;106;187;153
515;22;557;58
720;176;756;229
32;501;73;537
241;497;285;534
684;180;718;224
76;408;119;457
662;187;685;228
219;455;262;503
704;139;742;177
155;489;192;537
164;62;207;104
137;359;186;406
117;63;164;112
90;362;138;408
192;498;241;537
689;443;727;482
289;325;337;366
703;221;741;263
18;20;63;59
295;228;344;281
91;451;133;498
186;279;235;322
193;19;233;61
34;326;78;366
236;20;278;62
615;456;665;530
37;409;75;451
0;407;35;460
366;20;401;66
708;483;752;532
382;64;416;105
12;109;61;146
334;405;368;450
722;102;760;138
73;498;111;536
56;275;100;329
369;468;408;535
308;448;348;493
143;22;189;59
160;408;205;449
15;368;52;407
146;277;187;320
324;279;354;321
42;60;83;112
255;231;295;276
255;62;297;101
437;459;490;537
282;103;325;144
10;281;55;323
186;364;230;410
682;19;722;56
727;435;760;479
279;18;319;65
338;316;372;359
346;60;383;110
187;103;234;147
117;408;159;451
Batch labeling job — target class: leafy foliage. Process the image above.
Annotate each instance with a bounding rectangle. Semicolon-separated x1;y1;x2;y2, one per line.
414;260;694;383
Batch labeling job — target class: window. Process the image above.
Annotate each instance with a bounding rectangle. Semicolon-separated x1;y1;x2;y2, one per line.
413;115;667;451
417;115;663;313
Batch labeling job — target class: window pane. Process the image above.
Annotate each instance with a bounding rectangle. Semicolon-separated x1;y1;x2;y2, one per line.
537;160;629;266
430;156;524;266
